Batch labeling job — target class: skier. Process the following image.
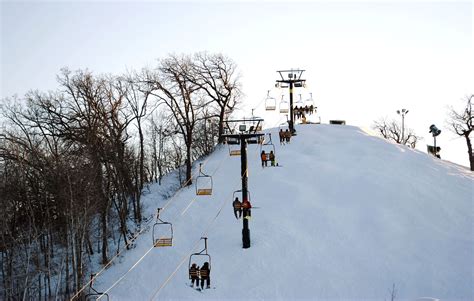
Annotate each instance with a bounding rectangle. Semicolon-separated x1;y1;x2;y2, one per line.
269;150;275;167
189;263;200;288
232;197;242;219
260;150;267;167
199;262;211;289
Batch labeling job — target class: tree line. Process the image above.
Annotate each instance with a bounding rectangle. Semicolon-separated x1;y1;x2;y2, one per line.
371;95;473;171
0;52;241;300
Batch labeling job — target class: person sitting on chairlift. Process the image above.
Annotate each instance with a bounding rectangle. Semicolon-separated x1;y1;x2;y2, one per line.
200;262;211;289
232;197;242;219
260;150;267;167
284;129;291;143
269;151;275;166
279;129;285;145
242;198;252;218
189;263;200;288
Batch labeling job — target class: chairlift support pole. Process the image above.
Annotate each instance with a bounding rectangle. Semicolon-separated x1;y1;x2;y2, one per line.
240;136;251;248
221;117;264;249
276;69;306;135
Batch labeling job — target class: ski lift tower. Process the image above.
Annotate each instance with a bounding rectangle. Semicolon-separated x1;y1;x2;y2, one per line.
222;117;264;249
275;69;306;135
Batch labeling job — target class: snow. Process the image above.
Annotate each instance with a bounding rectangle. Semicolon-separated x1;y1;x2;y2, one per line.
93;123;473;300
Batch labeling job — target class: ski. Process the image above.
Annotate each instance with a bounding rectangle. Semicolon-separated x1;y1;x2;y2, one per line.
186;283;203;292
186;283;215;291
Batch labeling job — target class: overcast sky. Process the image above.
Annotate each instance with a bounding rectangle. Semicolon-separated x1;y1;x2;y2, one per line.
1;0;472;167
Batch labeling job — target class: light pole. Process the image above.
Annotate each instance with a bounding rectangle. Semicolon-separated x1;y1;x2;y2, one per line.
397;109;409;144
429;124;442;158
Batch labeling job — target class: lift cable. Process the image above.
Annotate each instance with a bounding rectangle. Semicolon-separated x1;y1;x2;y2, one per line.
94;149;230;299
148;167;248;300
72;153;216;300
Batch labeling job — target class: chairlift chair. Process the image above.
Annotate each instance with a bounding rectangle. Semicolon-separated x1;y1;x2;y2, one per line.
295;94;304;107
279;95;289;114
294;82;303;88
85;274;110;301
260;133;276;156
188;237;211;280
233;189;252;220
247;136;259;144
196;163;213;196
152;208;173;247
227;137;241;156
265;90;276;111
245;125;260;144
232;189;251;203
305;92;314;107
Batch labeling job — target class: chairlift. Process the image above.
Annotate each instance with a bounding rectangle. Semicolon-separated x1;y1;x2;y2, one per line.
188;237;211;280
232;189;251;203
305;92;314;107
265;90;276;111
295;94;304;107
85;274;110;301
227;136;241;156
196;163;213;196
152;208;173;247
294;82;303;88
247;135;260;144
244;124;260;144
279;95;289;114
260;133;276;156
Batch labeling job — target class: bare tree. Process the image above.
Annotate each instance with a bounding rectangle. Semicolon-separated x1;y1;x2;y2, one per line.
147;112;176;185
189;52;242;143
387;283;397;301
0;51;243;299
142;54;206;186
447;95;473;170
115;74;157;223
372;118;422;148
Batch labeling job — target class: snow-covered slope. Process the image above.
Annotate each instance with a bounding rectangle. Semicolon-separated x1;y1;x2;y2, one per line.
94;124;473;301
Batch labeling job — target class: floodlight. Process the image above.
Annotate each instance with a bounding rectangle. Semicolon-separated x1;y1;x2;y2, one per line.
429;124;441;137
